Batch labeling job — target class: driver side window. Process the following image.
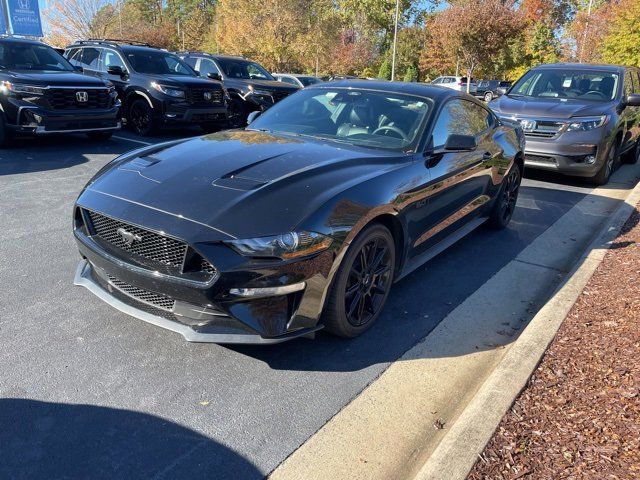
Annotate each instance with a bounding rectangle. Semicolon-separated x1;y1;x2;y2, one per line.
199;59;220;77
431;99;489;148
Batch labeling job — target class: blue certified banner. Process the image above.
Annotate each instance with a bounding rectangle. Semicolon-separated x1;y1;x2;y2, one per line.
7;0;43;37
0;6;7;34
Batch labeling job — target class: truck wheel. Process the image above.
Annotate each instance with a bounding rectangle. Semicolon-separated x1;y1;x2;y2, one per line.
484;91;493;103
128;99;156;136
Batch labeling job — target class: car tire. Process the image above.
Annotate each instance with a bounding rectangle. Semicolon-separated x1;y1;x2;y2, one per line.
488;163;522;229
591;141;619;185
128;98;157;136
86;131;114;141
322;224;395;338
484;91;493;103
623;139;639;164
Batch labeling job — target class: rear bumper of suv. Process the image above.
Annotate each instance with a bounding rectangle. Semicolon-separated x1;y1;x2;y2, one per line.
7;104;121;135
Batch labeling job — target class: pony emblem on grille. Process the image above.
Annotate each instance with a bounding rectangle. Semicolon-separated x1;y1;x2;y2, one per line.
116;227;143;246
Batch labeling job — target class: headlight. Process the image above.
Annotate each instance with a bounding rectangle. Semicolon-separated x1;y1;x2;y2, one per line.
151;82;185;98
0;81;46;96
226;231;332;259
566;115;609;132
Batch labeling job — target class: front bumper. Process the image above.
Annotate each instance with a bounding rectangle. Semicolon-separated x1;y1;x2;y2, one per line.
523;133;606;177
158;98;227;125
7;104;121;135
74;260;321;344
73;220;334;344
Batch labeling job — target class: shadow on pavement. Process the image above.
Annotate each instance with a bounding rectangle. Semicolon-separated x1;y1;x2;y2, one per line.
0;398;262;480
230;184;590;372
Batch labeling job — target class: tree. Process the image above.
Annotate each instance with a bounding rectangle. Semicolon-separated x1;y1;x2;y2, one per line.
421;0;524;91
378;59;391;79
601;0;640;67
403;65;417;82
43;0;119;46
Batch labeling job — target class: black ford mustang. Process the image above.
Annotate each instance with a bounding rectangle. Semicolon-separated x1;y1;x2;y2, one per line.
73;81;525;344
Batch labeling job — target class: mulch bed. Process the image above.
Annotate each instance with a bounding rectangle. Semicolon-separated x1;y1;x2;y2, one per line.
468;207;640;480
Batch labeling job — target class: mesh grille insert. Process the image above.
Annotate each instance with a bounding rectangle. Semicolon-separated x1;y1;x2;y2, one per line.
107;275;175;311
86;210;187;268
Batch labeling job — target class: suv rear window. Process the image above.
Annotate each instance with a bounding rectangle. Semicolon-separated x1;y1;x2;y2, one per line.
510;69;620;102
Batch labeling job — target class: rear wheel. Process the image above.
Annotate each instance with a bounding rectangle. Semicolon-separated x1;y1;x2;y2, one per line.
488;163;521;229
484;91;493;103
323;224;395;338
86;131;114;141
591;141;619;185
128;98;156;136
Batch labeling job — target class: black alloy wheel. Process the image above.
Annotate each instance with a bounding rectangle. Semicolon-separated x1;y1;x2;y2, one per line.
323;224;395;337
128;99;156;136
488;164;521;229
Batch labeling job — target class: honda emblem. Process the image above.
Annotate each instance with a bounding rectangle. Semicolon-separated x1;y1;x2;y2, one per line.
76;91;89;103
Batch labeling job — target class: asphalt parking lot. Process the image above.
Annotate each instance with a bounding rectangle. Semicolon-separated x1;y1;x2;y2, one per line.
0;130;622;479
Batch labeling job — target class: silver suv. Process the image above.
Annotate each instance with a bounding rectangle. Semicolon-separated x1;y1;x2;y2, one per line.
490;63;640;184
431;76;477;94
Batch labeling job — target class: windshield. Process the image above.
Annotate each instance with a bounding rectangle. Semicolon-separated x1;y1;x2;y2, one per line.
249;88;432;152
510;69;619;102
0;42;74;71
216;58;274;80
124;49;195;76
299;76;321;86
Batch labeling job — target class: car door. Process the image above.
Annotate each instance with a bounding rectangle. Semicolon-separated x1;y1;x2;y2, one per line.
100;49;129;96
408;98;498;256
621;69;640;153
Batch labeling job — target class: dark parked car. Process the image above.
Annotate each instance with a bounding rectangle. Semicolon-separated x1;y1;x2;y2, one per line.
490;63;640;184
178;52;299;127
73;81;524;344
0;37;120;145
65;40;227;135
476;80;511;102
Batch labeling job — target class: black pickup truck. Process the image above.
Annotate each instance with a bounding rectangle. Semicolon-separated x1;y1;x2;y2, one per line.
0;37;120;146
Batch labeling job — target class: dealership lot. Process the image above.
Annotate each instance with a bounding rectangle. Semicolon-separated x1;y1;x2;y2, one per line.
0;132;637;479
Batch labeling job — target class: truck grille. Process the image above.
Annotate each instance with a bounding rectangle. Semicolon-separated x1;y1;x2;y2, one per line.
186;87;224;106
46;88;111;110
107;274;175;311
522;120;565;139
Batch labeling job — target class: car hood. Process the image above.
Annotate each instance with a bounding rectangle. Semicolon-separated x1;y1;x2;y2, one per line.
142;74;220;88
223;77;299;92
80;130;400;240
491;95;615;119
5;71;107;87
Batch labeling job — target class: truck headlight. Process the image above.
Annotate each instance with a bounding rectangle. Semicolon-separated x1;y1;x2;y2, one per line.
566;115;609;132
0;81;46;96
151;82;185;98
226;232;332;259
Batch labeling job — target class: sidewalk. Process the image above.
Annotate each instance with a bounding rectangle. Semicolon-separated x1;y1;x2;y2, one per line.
468;206;640;479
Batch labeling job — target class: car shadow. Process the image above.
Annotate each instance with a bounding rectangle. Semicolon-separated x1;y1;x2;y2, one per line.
227;184;591;372
0;398;262;480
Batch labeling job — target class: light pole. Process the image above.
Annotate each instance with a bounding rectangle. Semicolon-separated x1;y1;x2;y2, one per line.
390;0;400;81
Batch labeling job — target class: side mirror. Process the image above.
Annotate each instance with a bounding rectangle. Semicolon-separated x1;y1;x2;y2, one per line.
443;134;477;151
107;65;126;77
207;72;222;81
625;94;640;107
246;110;261;124
73;65;84;73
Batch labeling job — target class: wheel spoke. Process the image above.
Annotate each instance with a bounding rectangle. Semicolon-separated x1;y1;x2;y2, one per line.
371;246;387;271
347;289;363;319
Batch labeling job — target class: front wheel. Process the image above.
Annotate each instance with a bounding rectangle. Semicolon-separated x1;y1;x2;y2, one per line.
591;141;619;185
323;224;395;338
488;163;522;229
128;99;156;136
484;91;493;103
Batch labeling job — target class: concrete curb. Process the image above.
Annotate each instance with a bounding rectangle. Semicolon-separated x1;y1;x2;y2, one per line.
414;176;640;480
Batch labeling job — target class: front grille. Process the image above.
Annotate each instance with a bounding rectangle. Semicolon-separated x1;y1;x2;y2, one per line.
185;87;224;106
523;120;565;139
86;210;187;268
46;88;111;110
107;274;175;311
272;91;292;103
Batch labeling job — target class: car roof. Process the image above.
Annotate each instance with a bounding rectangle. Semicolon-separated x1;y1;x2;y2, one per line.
273;73;316;78
531;63;626;73
0;36;46;47
310;80;465;100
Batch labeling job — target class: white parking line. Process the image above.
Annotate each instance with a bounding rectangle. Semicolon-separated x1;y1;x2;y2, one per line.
112;135;154;146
